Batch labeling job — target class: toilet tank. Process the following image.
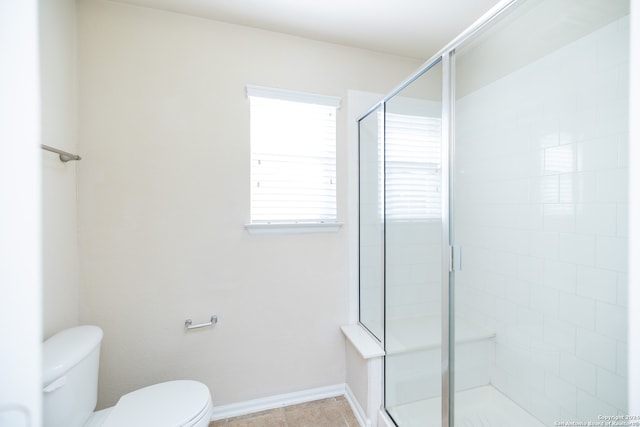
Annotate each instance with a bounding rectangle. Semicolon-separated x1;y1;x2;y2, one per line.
43;326;103;427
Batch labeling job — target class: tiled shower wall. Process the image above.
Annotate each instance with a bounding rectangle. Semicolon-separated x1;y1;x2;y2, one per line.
455;15;629;425
386;221;441;321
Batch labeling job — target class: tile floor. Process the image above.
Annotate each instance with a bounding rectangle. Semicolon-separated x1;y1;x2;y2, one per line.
209;396;360;427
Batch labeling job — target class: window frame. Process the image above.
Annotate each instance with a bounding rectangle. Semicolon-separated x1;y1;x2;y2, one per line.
245;85;343;234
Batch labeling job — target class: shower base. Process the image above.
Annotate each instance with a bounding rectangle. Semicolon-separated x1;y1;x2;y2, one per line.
388;385;545;427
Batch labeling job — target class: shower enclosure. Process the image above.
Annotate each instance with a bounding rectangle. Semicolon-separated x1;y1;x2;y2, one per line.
358;0;630;425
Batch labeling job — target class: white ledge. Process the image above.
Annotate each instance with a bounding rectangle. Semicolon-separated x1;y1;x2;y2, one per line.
245;222;343;235
341;324;385;359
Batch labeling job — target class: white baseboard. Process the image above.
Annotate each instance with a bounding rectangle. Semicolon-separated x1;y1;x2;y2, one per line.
210;383;346;421
344;383;370;427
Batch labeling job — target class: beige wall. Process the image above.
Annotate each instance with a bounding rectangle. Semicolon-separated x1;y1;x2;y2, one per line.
40;0;80;339
76;0;420;408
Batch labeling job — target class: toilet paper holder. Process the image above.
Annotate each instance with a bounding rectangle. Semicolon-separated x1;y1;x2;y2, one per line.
184;315;218;330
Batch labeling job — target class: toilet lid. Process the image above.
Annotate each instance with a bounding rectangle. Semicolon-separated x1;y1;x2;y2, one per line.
102;380;212;427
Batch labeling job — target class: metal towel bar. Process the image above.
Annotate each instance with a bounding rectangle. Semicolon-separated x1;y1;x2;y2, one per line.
185;315;218;330
41;144;81;162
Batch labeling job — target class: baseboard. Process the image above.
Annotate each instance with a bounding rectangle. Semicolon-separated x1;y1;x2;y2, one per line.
210;383;346;421
344;383;370;427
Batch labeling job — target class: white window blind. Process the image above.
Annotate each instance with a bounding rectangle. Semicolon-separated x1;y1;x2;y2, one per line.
247;85;340;224
384;112;442;221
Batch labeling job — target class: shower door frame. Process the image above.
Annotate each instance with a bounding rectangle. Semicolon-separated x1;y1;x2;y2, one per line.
357;0;522;425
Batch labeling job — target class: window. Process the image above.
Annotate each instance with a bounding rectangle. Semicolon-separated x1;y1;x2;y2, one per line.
384;112;442;221
246;85;341;231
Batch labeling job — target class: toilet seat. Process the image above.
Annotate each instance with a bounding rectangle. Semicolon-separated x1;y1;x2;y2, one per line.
100;380;212;427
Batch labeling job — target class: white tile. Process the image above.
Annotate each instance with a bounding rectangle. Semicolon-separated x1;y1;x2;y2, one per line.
617;341;627;376
545;373;577;413
544;318;576;353
489;365;509;395
596;97;628;138
558;233;596;266
517;255;544;284
595;302;627;342
494;321;529;350
533;121;560;149
575;203;617;236
618;133;629;168
595;236;627;272
530;231;559;259
559;292;595;330
596;20;629;66
530;285;558;317
531;148;546;177
493;178;529;204
544;204;575;232
558;173;576;203
576;266;618;304
559;410;581;424
530;338;560;374
493;297;517;324
504;229;531;255
495;251;518;277
500;151;534;180
576;328;617;371
572;171;597;203
617;273;628;307
517;306;544;339
513;204;544;231
495;204;520;229
530;175;559;203
560;171;597;203
576;137;619;171
596;169;628;203
495;343;529;376
558;100;598;145
596;368;627;411
506;279;530;306
577;390;617;422
461;245;494;272
544;260;577;292
530;392;561;427
562;29;597;69
560;352;597;394
545;144;575;175
616;203;628;237
523;362;546;396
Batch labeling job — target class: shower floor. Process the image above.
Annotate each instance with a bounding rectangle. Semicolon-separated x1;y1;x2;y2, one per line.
388;385;545;427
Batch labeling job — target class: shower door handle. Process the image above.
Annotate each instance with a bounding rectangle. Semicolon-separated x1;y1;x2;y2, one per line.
450;246;462;272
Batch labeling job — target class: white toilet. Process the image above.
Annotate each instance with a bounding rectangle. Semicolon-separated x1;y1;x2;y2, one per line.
43;325;213;427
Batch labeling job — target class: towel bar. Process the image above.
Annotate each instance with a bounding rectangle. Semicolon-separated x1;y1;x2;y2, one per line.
184;315;218;330
41;144;81;162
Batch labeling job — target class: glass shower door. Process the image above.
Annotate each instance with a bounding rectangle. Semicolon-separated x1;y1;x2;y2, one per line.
384;59;444;427
452;0;630;425
359;104;384;341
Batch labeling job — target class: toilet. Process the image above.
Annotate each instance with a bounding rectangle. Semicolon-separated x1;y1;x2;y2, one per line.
43;325;213;427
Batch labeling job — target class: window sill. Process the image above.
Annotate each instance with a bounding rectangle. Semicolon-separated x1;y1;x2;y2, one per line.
244;222;343;235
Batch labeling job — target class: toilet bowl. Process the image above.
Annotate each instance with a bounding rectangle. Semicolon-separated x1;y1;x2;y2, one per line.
84;380;213;427
43;325;213;427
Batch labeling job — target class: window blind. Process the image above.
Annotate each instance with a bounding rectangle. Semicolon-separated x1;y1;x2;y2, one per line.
384;112;442;221
248;86;340;224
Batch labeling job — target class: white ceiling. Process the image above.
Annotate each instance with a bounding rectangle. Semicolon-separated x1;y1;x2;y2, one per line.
110;0;502;59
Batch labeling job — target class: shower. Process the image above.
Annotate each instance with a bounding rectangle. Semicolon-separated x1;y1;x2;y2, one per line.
358;0;630;425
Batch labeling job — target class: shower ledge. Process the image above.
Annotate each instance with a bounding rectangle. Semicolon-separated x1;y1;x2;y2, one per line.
341;324;385;359
386;315;495;355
